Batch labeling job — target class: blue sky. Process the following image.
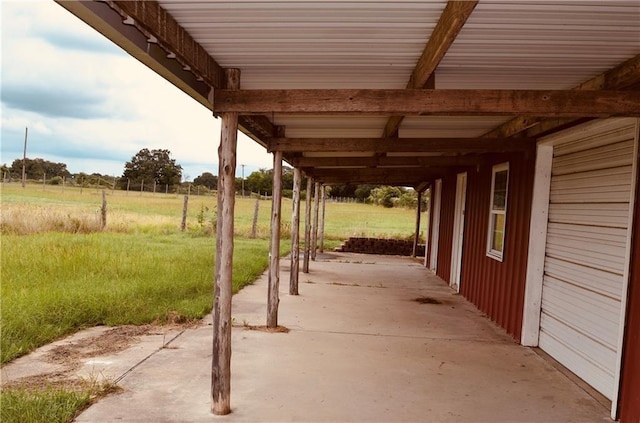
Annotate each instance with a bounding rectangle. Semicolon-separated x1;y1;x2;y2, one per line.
0;0;273;180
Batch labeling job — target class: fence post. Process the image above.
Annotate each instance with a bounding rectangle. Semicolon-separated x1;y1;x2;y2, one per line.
101;190;107;230
251;198;259;238
181;194;189;231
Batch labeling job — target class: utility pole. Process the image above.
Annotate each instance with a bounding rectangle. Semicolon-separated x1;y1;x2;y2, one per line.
241;164;245;197
21;127;28;188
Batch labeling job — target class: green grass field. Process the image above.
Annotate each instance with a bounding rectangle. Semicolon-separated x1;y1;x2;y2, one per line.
1;183;422;363
0;182;424;422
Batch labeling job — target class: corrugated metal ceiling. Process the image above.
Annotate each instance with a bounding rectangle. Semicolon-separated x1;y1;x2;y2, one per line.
437;0;640;89
159;1;639;141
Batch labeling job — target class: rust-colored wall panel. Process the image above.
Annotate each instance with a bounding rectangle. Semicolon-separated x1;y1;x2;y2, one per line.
437;149;536;340
435;176;456;284
619;147;640;422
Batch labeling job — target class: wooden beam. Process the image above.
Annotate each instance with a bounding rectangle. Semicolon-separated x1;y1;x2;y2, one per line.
290;155;483;168
303;178;313;273
311;182;320;261
239;115;277;141
383;0;478;137
271;137;533;153
306;168;455;186
485;53;640;138
289;167;302;295
525;117;593;138
56;1;212;107
267;151;283;328
111;0;225;88
411;2;478;89
211;69;239;416
212;89;640;116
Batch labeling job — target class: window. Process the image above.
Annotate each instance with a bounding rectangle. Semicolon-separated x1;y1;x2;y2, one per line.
487;163;509;261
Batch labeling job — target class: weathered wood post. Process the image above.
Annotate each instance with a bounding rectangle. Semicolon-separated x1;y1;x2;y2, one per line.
412;190;423;257
181;195;188;232
251;198;259;238
101;190;107;230
289;167;302;294
303;178;313;273
311;182;320;260
267;151;283;327
211;68;239;416
319;185;326;253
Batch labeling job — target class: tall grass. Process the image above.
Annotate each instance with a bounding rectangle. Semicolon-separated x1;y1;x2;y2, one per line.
1;184;421;238
1;232;288;364
1;388;93;423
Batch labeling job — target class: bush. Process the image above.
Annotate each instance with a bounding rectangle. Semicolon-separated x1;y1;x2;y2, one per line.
49;176;63;185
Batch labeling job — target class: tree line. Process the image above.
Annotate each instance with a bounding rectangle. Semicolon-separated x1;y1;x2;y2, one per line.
2;148;426;208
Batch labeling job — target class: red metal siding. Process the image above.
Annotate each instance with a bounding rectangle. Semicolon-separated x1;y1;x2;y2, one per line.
619;147;640;422
458;149;536;340
435;175;456;283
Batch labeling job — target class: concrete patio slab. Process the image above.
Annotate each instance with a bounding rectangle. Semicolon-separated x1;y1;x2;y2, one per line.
4;252;611;422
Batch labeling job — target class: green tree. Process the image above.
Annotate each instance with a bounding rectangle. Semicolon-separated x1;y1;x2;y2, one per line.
9;158;71;180
120;148;182;191
369;186;404;208
245;168;273;195
194;172;218;189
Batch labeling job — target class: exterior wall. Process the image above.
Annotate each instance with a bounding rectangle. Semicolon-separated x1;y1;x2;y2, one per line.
619;146;640;422
459;149;536;340
435;175;456;284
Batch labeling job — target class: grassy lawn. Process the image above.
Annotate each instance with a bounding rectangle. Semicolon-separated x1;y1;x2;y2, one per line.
0;182;423;422
1;232;284;364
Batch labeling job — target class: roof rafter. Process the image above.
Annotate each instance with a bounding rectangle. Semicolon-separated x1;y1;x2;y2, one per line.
269;137;533;153
110;0;225;88
213;89;640;116
304;167;463;186
484;53;640;138
383;0;478;137
56;0;212;107
291;155;483;168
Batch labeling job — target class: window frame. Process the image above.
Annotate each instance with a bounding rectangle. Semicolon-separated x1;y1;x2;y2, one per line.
487;162;509;261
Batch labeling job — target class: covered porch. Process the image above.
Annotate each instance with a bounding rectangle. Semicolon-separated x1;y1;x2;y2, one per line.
73;252;609;422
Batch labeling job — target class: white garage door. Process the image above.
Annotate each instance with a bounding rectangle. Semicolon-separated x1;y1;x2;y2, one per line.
540;119;637;400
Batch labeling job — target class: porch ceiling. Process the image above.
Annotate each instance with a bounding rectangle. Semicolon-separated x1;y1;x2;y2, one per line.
57;0;640;188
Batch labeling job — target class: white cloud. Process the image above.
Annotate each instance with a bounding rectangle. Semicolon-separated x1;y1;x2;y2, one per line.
0;0;273;178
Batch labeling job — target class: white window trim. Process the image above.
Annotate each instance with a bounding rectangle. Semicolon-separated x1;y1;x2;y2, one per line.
487;162;509;261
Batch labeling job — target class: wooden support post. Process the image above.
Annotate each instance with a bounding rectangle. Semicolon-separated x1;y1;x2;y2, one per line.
289;167;302;295
412;190;423;257
303;178;313;273
267;151;283;328
211;68;240;416
319;185;326;253
311;182;320;261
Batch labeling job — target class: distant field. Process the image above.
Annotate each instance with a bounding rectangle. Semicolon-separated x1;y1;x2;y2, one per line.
0;183;425;364
0;183;421;239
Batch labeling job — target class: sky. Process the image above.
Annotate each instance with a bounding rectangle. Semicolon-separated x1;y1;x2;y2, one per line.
0;0;273;180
